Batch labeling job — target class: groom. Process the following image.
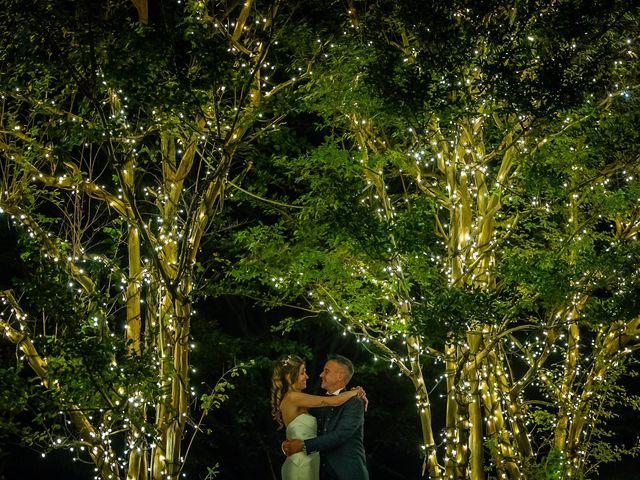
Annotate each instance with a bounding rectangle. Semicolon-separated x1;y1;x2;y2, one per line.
283;354;369;480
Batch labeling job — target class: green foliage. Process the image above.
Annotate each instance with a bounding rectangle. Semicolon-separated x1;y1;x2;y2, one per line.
2;0;640;478
544;448;566;480
412;288;508;345
1;236;165;448
0;365;34;439
200;360;254;415
204;464;220;479
223;2;640;478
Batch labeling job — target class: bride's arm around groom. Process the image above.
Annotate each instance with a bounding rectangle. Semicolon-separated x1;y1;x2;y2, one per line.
285;354;369;480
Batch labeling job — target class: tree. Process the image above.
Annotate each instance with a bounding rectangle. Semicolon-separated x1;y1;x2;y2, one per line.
230;1;640;478
0;0;322;478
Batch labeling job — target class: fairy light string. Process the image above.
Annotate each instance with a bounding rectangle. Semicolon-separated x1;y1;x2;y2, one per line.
0;0;325;478
264;5;640;480
1;1;639;479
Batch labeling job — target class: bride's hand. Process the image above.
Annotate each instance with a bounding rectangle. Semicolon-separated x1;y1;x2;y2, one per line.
351;386;369;411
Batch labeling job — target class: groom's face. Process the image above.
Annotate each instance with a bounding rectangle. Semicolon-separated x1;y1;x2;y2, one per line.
320;360;346;392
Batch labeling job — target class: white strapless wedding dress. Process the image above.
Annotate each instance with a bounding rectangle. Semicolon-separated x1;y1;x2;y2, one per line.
282;413;320;480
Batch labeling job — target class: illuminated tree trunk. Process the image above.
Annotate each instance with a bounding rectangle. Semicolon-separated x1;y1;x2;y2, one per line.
131;0;148;25
1;291;121;479
0;0;303;477
351;126;443;478
408;355;441;479
483;350;520;479
433;114;526;479
547;204;640;478
552;181;593;477
273;5;639;479
553;320;580;458
443;345;463;479
557;315;640;478
151;294;192;480
467;331;485;480
341;107;532;478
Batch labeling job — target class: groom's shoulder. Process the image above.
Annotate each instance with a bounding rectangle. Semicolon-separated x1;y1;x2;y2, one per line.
344;394;365;411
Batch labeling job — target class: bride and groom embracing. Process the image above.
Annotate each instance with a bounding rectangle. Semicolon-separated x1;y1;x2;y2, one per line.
271;354;370;480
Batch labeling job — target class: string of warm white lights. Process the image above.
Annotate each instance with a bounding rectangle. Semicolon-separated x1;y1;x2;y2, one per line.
253;21;640;478
2;1;639;479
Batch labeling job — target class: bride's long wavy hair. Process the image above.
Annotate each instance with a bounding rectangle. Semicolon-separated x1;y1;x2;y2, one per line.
271;354;304;429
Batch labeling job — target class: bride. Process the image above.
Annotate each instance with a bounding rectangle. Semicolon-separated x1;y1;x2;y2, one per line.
271;354;365;480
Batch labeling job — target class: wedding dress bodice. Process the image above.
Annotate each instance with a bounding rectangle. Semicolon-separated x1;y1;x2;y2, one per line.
282;413;319;480
286;413;317;441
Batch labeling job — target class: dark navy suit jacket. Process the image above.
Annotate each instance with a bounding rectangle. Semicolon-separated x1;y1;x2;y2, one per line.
305;396;368;480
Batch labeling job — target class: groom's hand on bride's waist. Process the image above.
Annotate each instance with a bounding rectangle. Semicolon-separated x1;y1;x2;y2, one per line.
282;439;304;456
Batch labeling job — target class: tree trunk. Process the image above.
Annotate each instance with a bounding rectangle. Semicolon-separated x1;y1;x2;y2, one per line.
408;343;442;479
467;331;485;480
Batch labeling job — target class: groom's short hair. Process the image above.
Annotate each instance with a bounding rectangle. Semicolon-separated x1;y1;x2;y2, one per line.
328;354;354;383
